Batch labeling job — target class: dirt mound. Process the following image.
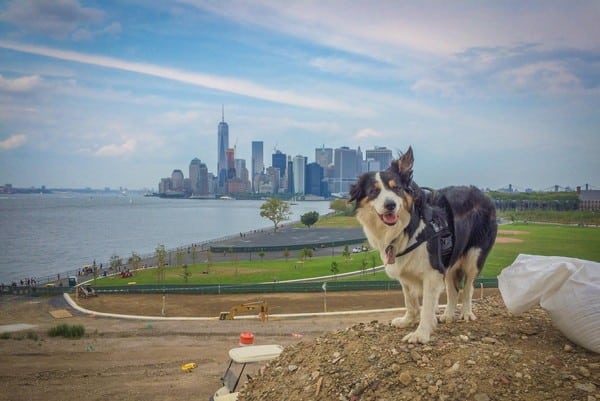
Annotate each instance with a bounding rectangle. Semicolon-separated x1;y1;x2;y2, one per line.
239;295;599;401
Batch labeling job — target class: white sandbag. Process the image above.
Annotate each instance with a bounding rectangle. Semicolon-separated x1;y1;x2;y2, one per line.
498;254;600;353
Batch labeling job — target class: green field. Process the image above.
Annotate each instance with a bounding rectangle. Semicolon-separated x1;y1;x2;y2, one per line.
93;222;600;286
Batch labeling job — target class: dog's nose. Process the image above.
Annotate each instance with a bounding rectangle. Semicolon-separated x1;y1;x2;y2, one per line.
384;199;396;211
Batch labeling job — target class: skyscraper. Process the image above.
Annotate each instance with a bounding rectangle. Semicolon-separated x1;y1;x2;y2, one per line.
226;147;236;180
272;150;286;178
189;158;202;195
306;162;325;197
251;141;264;193
331;146;359;194
217;106;229;189
365;146;393;170
292;155;307;195
315;146;333;169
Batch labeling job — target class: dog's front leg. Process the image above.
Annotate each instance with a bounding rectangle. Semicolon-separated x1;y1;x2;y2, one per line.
403;273;444;344
391;281;420;328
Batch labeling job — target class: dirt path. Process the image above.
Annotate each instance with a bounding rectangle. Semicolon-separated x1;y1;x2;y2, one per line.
0;291;410;401
1;289;597;401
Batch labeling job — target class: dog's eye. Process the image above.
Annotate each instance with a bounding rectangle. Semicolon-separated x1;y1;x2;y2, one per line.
368;188;380;198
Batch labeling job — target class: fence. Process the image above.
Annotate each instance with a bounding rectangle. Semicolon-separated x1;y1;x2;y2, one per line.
84;278;499;295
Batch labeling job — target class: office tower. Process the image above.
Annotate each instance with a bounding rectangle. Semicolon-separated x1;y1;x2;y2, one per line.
331;146;359;194
251;141;264;193
264;166;280;193
234;158;246;179
315;146;333;169
198;162;209;195
171;169;184;191
189;158;202;195
363;159;381;172
226;148;236;180
217;106;229;189
306;162;325;196
287;156;294;194
272;150;286;178
292;155;306;195
365;146;393;170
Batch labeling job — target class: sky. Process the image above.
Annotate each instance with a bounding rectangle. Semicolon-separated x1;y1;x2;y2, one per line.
0;0;599;192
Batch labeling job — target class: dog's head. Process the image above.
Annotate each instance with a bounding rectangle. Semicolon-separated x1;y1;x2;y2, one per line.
349;146;415;231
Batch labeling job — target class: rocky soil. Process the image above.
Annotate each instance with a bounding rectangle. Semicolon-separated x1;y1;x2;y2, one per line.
240;295;599;401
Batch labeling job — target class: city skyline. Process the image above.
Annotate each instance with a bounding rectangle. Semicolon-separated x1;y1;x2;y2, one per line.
0;1;598;190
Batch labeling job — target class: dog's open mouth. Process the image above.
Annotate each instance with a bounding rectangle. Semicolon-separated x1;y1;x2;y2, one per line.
379;212;398;226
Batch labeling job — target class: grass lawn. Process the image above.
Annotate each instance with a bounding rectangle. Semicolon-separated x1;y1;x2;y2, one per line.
93;222;600;286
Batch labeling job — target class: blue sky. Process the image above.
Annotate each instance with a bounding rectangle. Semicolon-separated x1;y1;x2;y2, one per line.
0;0;598;191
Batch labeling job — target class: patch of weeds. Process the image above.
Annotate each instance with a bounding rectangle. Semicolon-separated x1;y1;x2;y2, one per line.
47;324;85;339
0;332;11;340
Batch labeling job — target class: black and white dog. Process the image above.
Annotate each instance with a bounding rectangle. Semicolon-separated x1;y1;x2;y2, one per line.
349;147;497;343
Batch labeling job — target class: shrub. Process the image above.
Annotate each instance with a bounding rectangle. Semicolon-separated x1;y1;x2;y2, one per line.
47;324;85;339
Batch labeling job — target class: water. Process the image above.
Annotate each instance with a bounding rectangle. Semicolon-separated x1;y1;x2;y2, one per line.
0;194;332;284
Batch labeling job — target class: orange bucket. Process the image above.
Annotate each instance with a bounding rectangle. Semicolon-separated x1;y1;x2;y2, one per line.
239;332;254;346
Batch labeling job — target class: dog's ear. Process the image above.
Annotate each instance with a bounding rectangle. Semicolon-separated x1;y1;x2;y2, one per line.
392;146;414;185
348;174;367;207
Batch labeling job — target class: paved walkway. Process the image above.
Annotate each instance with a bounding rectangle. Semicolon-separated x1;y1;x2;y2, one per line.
209;226;366;250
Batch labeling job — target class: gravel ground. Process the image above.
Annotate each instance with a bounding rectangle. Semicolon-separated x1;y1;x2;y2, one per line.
240;294;599;401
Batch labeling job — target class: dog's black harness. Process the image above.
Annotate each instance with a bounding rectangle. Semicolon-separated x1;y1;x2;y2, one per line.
386;188;454;273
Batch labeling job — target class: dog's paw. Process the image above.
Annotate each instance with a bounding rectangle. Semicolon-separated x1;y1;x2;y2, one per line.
460;311;477;322
391;315;417;328
402;329;431;344
438;312;455;324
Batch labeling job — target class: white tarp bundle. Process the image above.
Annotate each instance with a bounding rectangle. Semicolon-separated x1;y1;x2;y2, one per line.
498;254;600;353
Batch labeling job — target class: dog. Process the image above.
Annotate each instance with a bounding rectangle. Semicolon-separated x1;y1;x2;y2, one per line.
349;146;497;343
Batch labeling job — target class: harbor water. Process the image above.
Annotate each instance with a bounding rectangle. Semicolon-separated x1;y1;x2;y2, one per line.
0;194;332;284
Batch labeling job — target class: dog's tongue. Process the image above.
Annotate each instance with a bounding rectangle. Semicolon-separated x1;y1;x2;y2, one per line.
385;245;395;265
382;212;398;225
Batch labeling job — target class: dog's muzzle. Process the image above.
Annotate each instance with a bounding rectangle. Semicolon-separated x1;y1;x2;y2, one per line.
379;211;398;226
379;199;398;225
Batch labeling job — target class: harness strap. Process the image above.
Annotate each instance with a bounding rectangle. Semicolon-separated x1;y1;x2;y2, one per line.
387;208;453;273
394;223;448;258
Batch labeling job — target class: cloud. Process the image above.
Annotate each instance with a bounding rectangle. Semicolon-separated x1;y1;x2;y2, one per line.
0;74;41;92
354;128;384;139
309;57;377;77
500;61;582;93
183;1;600;99
182;1;600;58
0;0;104;38
0;41;353;113
94;139;137;157
0;134;26;150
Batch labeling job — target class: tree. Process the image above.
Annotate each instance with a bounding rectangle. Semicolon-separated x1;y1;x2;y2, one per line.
155;244;167;283
330;199;352;215
330;261;339;278
342;245;351;262
180;264;192;283
110;254;122;272
260;198;291;232
175;248;185;268
300;211;319;228
361;257;368;275
191;246;198;266
129;252;142;271
298;248;312;262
